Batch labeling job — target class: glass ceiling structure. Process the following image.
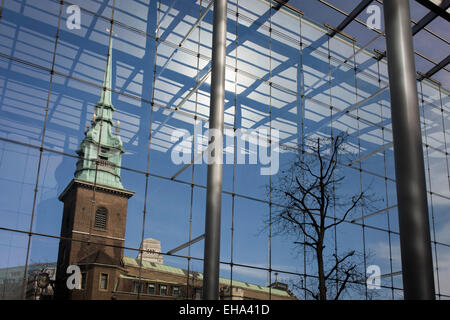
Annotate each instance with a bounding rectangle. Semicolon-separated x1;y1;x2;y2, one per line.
287;0;449;87
0;0;448;300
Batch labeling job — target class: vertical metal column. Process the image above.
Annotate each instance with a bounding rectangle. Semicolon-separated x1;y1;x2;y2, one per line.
203;0;227;300
383;0;435;300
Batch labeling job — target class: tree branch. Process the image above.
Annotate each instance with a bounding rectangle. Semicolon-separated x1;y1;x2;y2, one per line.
325;192;364;230
302;286;319;300
324;251;355;280
293;240;316;249
280;210;318;244
284;189;321;235
334;265;357;300
323;134;344;180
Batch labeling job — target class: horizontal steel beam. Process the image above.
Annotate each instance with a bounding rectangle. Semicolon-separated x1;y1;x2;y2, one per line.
174;70;211;111
328;0;373;38
272;0;291;12
380;271;402;279
415;0;450;22
412;0;450;35
179;0;214;47
351;205;397;223
348;142;393;166
420;54;450;80
167;234;205;255
171;148;207;180
155;0;178;36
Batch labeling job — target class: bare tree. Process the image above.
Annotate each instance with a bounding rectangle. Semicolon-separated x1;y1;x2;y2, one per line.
269;133;375;300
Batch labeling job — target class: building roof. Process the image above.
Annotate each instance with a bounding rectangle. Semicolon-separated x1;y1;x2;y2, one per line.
122;256;293;298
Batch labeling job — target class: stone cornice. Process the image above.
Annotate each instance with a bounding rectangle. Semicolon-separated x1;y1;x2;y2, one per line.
58;179;135;202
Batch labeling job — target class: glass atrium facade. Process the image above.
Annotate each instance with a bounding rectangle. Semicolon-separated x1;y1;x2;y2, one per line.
0;0;448;300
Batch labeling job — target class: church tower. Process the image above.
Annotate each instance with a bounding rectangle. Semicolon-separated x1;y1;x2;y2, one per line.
55;37;134;299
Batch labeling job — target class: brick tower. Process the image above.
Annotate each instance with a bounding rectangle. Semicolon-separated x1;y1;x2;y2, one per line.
55;37;134;299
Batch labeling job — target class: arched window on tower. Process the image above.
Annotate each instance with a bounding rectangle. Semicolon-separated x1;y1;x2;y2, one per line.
94;207;108;230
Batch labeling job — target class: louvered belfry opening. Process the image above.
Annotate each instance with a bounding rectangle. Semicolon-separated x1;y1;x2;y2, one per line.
94;207;108;230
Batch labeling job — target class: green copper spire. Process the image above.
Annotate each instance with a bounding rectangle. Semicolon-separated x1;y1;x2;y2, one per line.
74;36;126;190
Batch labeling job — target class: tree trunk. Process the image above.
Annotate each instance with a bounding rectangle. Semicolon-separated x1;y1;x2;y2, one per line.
317;245;327;300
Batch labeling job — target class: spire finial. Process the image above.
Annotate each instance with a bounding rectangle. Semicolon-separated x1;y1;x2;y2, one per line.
115;120;120;134
98;30;113;107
